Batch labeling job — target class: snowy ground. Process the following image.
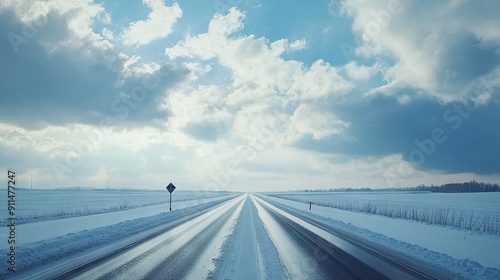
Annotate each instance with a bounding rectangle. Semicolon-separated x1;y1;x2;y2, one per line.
213;194;500;279
269;192;500;233
270;191;500;214
0;191;237;278
0;189;232;224
263;193;500;273
2;190;500;279
1;195;235;246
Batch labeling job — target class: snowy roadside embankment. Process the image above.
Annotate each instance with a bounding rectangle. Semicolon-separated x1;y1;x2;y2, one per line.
269;192;500;234
0;190;235;225
0;195;238;279
260;195;500;280
1;195;237;246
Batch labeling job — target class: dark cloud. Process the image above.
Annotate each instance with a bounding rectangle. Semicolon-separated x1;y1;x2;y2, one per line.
294;96;500;174
439;32;499;91
183;121;228;142
0;10;188;129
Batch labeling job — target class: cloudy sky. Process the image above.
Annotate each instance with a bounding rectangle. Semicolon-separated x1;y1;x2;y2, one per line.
1;0;499;192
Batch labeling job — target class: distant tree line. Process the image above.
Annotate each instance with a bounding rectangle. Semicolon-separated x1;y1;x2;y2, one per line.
413;181;500;193
300;181;500;193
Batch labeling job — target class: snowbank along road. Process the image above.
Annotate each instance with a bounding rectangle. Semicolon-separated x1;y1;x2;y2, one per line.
14;194;460;279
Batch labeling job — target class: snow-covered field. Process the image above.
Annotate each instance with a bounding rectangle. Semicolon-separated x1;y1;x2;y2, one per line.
0;189;233;224
2;190;500;279
270;191;500;234
269;191;500;213
265;192;500;272
0;190;238;278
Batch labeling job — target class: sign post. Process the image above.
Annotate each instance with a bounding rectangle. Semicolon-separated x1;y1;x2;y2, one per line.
166;183;176;211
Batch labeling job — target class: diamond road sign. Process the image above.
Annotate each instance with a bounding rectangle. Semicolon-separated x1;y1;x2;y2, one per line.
166;183;176;193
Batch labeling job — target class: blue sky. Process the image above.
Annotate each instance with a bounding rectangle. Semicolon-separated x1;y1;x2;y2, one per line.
0;0;499;191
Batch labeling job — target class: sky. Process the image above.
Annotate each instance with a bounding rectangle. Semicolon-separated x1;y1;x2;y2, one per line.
1;0;499;192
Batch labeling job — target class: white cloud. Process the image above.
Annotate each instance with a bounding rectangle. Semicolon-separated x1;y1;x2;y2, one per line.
208;7;245;35
1;0;112;49
343;61;378;81
4;2;494;192
289;104;350;141
292;59;353;101
121;0;182;47
289;39;307;51
120;55;166;78
0;1;189;190
102;28;114;40
341;0;500;102
2;119;496;190
269;39;307;55
397;94;411;105
0;122;195;187
0;0;189;130
167;84;232;134
166;8;354;145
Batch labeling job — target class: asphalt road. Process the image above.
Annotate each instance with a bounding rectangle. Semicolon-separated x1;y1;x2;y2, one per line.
62;196;244;280
253;195;384;279
26;193;452;279
252;195;451;279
